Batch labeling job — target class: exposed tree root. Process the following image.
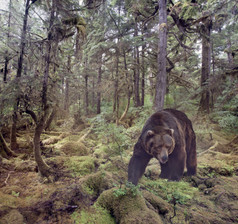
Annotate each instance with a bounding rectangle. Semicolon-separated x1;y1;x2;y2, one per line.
198;141;218;156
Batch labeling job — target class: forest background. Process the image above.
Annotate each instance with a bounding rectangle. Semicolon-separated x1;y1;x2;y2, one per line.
0;0;238;223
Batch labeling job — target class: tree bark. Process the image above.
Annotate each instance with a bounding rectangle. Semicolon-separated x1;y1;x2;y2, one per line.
141;29;146;106
226;34;233;67
199;12;212;113
85;74;89;115
33;110;52;178
119;50;131;122
10;112;18;151
3;0;12;83
0;132;17;159
97;57;102;114
33;0;56;178
45;106;57;131
10;0;31;151
113;52;120;120
154;0;167;111
3;0;11;83
16;0;30;78
64;56;71;113
133;19;140;107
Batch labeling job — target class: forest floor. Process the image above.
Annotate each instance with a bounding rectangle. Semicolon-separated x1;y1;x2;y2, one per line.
0;114;238;224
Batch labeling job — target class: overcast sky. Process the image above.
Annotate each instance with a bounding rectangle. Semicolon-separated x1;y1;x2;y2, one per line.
0;0;9;10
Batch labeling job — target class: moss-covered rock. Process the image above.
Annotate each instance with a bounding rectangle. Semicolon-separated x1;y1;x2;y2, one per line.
42;136;60;145
0;209;24;224
142;179;199;205
93;144;108;159
142;190;171;215
97;188;163;224
64;156;95;176
81;171;114;197
60;141;88;156
71;205;116;224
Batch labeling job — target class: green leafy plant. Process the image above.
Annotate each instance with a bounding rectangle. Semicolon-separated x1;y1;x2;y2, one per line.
113;182;141;198
11;191;20;197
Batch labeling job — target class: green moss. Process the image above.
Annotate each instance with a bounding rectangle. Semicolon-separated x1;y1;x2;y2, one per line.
0;209;24;224
142;190;171;214
82;171;113;197
198;157;235;177
93;144;108;158
97;188;163;224
65;156;95;176
71;205;115;224
60;141;88;156
0;192;22;208
143;179;199;205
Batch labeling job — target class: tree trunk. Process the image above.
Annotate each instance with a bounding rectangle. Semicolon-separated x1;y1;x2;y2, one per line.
45;106;57;131
0;132;17;159
33;112;51;177
113;53;119;120
85;74;89;115
3;58;9;83
154;0;167;111
97;58;102;114
64;56;71;113
33;0;56;179
133;19;140;107
92;76;95;109
10;112;18;151
3;0;11;83
226;35;233;67
16;0;30;78
141;30;146;106
199;13;212;113
119;50;131;122
10;0;31;151
64;77;69;112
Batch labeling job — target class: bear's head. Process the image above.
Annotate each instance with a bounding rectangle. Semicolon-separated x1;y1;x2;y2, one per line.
143;128;175;164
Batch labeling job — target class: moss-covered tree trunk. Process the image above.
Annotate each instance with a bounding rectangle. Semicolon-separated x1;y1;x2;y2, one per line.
133;19;141;107
33;113;51;177
119;50;131;122
45;106;57;131
33;0;56;178
10;112;18;151
96;57;102;114
0;132;17;158
199;12;212;114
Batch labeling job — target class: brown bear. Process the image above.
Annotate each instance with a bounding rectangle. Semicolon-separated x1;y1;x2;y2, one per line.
128;109;197;185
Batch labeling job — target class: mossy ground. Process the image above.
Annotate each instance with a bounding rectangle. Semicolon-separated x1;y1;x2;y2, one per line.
0;116;237;224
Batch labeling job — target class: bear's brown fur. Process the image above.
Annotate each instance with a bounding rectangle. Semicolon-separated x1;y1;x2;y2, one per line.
128;109;197;185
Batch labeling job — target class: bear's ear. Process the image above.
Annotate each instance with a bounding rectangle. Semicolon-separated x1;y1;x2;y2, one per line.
166;129;174;136
147;130;155;137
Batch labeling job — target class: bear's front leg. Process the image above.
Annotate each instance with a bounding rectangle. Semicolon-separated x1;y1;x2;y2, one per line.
160;162;171;179
128;154;151;185
160;155;185;181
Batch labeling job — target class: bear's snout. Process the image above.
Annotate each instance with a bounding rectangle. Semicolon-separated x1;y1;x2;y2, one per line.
161;155;168;163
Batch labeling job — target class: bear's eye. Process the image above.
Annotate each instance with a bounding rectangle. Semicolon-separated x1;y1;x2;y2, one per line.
150;142;154;148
